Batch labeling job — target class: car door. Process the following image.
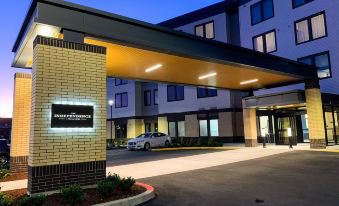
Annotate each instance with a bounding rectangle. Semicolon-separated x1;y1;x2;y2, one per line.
157;133;166;147
149;133;158;147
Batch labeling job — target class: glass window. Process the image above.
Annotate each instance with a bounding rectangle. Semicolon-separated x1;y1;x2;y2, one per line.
251;0;274;25
210;119;219;137
293;0;313;8
295;13;326;44
197;88;218;98
195;21;214;39
167;85;184;102
144;90;151;106
154;89;158;105
253;30;276;53
115;92;128;108
199;120;208;137
115;79;128;86
178;121;185;137
298;51;331;79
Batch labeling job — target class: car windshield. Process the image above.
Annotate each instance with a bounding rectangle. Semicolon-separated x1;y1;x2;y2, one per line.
136;133;152;138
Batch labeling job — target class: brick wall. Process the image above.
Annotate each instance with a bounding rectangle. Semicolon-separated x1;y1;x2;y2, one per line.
10;73;32;173
28;36;107;194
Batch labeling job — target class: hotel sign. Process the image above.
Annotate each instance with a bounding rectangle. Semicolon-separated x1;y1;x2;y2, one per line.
51;104;94;128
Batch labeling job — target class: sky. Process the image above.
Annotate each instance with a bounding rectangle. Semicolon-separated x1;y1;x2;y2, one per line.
0;0;223;118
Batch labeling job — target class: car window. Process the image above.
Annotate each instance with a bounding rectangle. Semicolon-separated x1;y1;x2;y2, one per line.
159;133;166;137
152;133;159;138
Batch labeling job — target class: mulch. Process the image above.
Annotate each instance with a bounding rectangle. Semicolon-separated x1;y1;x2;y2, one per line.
0;172;28;182
3;185;146;206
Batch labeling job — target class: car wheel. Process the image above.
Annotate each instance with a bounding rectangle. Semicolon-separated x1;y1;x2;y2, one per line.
144;142;151;151
165;140;170;147
0;153;9;168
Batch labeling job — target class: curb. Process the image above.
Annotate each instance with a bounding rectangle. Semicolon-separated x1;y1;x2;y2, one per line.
152;147;239;151
93;182;155;206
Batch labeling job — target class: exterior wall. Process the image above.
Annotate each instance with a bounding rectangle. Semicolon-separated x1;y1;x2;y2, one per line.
184;114;199;137
158;84;232;115
127;119;145;138
175;12;228;43
218;112;234;137
29;36;106;194
158;117;168;134
10;73;32;173
239;0;339;95
141;82;158;116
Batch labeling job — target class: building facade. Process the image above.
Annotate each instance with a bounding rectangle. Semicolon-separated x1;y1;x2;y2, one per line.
107;0;339;146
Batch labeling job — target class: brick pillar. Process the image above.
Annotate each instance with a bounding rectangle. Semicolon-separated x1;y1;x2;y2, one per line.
184;114;199;137
28;36;107;194
242;100;258;147
305;80;326;149
158;116;168;134
10;73;32;173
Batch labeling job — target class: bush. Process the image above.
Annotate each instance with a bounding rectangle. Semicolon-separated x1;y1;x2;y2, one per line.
207;138;223;147
0;169;10;180
0;192;13;206
18;195;46;206
60;184;85;206
106;173;121;185
119;177;135;191
97;180;118;197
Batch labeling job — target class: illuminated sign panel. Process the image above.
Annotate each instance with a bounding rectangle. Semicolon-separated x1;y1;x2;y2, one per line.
51;104;94;128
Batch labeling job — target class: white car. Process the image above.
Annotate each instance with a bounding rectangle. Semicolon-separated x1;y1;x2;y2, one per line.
127;132;172;150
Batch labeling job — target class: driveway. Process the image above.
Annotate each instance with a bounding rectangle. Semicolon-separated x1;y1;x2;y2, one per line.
140;151;339;206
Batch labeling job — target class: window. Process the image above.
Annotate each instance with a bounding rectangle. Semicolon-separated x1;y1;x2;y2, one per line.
115;92;128;108
292;0;313;9
295;12;327;44
251;0;274;25
298;51;331;79
195;21;214;39
167;85;184;102
115;79;128;86
197;88;218;98
209;119;219;137
144;90;152;106
253;30;277;53
154;89;158;105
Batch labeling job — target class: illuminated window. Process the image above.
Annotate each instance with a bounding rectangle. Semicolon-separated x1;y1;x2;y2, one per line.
195;21;214;39
295;12;327;44
253;30;277;53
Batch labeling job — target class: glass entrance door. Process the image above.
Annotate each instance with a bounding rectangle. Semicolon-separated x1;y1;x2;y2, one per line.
275;116;297;145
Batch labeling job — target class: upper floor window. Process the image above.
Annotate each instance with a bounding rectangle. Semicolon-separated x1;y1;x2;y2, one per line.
298;51;331;79
115;92;128;108
195;21;214;39
167;85;184;102
295;12;327;44
251;0;274;25
197;88;218;98
253;30;277;53
115;79;128;86
144;90;152;106
292;0;313;9
154;89;159;105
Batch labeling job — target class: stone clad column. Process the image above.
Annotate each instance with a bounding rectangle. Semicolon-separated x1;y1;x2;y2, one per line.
242;99;258;147
10;73;32;173
184;114;199;137
28;36;107;194
305;80;326;149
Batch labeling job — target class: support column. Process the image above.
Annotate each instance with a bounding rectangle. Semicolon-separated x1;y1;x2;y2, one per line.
10;73;32;173
242;99;258;147
305;80;326;149
28;36;107;194
158;116;168;134
184;114;199;137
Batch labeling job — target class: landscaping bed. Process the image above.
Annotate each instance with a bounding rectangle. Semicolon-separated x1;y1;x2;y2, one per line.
0;173;151;206
0;172;27;182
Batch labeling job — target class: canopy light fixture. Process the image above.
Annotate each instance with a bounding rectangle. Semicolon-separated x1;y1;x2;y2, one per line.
145;64;162;72
240;79;258;85
199;72;217;80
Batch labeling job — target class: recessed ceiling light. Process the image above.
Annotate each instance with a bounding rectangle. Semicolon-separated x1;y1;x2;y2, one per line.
199;72;217;80
145;64;162;72
240;79;258;85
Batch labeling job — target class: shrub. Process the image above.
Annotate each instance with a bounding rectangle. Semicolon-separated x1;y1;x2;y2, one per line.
97;180;118;197
106;173;121;185
0;169;10;180
119;177;135;191
18;195;46;206
0;192;13;206
60;184;85;206
207;138;223;147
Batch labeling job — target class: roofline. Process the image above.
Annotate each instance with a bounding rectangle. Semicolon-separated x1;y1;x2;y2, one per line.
158;0;251;28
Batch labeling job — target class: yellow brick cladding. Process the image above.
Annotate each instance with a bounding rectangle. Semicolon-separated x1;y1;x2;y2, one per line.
30;44;106;167
11;73;32;157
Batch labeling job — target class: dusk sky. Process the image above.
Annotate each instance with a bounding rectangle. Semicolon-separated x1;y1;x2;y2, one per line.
0;0;223;118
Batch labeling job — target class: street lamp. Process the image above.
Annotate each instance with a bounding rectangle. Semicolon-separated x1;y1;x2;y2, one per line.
109;100;114;147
